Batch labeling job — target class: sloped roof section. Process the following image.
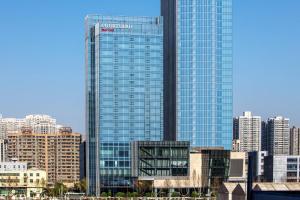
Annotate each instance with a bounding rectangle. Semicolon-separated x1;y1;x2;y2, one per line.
253;183;300;191
219;183;239;193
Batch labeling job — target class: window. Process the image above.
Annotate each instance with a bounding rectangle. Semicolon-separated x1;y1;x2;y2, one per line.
30;173;33;177
287;158;297;162
36;173;40;177
119;151;129;157
287;164;297;170
287;172;297;177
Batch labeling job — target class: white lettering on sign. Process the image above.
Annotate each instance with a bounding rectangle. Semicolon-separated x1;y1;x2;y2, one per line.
100;23;132;29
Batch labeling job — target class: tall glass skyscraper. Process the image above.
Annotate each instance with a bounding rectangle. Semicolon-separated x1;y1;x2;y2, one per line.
162;0;233;149
85;15;163;195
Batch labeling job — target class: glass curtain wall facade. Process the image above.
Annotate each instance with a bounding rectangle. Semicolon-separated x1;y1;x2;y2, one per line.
162;0;233;149
201;149;230;193
85;15;163;195
131;141;189;177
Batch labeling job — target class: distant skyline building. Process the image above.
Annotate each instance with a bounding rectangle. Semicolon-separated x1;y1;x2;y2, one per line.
290;126;300;155
161;0;233;149
234;111;261;152
0;114;62;138
261;121;268;151
233;117;239;140
266;116;290;155
232;139;240;152
25;114;60;134
0;115;25;139
85;15;163;195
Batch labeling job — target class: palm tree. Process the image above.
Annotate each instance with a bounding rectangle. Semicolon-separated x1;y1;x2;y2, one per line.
40;178;46;188
80;178;87;193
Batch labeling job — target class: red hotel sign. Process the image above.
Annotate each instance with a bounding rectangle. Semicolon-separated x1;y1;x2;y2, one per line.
101;28;114;32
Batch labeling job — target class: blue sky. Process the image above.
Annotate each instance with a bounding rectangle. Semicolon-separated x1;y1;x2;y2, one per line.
0;0;299;133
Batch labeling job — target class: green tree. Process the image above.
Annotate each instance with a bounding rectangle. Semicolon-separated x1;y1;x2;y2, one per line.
53;182;67;197
71;179;87;193
72;182;81;192
42;186;54;197
30;190;37;198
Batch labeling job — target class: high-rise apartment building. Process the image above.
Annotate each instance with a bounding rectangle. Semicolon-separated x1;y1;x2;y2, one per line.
261;121;267;151
0;114;62;139
290;126;300;155
85;15;163;194
7;127;81;186
233;117;239;140
235;112;261;152
0;116;25;139
0;139;7;162
266;116;290;155
25;115;60;134
161;0;233;148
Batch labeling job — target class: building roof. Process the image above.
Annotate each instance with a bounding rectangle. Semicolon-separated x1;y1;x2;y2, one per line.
232;184;246;195
219;183;243;194
253;183;300;191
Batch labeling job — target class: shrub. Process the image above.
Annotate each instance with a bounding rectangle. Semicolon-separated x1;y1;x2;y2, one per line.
131;192;139;197
126;192;132;197
191;191;199;198
126;192;139;197
101;192;108;197
145;192;154;197
115;192;125;198
171;192;180;197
